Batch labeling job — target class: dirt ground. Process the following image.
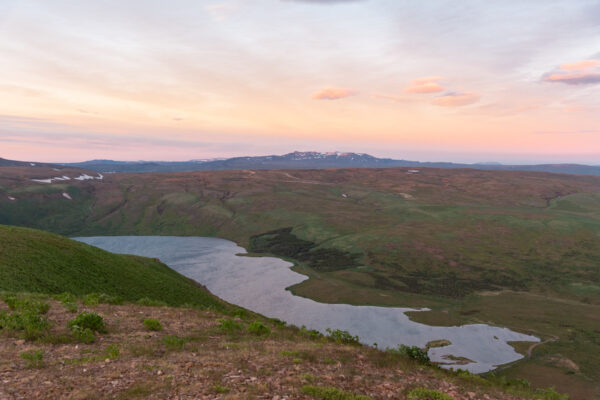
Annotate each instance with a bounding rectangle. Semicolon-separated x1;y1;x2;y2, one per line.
0;300;531;400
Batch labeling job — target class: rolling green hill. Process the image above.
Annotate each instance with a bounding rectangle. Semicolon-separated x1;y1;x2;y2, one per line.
0;225;223;309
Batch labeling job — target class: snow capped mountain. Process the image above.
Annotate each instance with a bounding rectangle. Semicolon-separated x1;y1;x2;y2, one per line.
283;151;376;161
51;153;600;176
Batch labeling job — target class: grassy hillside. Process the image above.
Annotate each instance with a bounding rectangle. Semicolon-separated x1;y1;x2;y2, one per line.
1;166;600;398
0;225;223;309
0;295;566;400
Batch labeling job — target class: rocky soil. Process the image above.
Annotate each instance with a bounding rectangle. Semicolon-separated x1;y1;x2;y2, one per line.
0;300;531;400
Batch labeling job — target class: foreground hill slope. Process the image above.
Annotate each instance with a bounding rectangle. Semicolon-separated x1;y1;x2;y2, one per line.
0;225;223;309
0;296;558;400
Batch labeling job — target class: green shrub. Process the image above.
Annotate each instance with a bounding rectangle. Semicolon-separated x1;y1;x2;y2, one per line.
3;295;50;315
0;310;50;340
230;308;248;319
269;317;286;327
136;297;168;307
143;318;163;331
56;292;76;303
326;328;360;345
391;345;431;365
68;312;106;333
82;293;100;306
301;385;372;400
300;325;322;340
248;321;270;336
163;335;187;351
20;349;44;369
407;388;455;400
71;326;96;344
535;387;570;400
21;312;50;340
217;318;243;334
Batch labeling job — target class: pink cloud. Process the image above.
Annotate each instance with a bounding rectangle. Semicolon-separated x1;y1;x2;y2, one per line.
405;76;445;94
433;92;480;107
543;60;600;85
312;87;357;100
560;60;600;71
544;71;600;85
370;93;413;103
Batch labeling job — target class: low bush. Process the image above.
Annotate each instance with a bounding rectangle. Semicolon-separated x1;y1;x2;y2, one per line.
299;325;322;340
56;292;76;303
248;321;270;336
68;312;106;333
71;326;96;344
3;294;50;315
230;308;248;319
534;387;570;400
326;328;360;345
301;385;372;400
217;318;243;334
407;388;455;400
0;310;50;341
143;318;163;331
390;345;431;365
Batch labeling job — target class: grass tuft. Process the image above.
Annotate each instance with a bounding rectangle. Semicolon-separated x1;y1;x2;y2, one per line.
20;349;44;369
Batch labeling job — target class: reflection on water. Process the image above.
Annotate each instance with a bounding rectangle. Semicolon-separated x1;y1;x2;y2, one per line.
76;236;538;373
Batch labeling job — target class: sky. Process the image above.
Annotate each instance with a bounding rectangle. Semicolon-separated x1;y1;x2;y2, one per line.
0;0;599;164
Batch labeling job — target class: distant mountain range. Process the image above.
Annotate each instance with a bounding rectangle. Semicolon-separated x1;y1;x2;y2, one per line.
1;152;599;176
0;158;61;168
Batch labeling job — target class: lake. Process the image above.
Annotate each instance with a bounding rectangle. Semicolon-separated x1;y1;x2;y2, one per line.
75;236;539;373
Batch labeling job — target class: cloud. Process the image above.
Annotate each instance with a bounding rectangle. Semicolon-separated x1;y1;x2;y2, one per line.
286;0;366;4
312;87;357;100
370;93;413;103
433;92;480;107
205;3;238;20
535;129;600;135
543;59;600;85
560;60;600;71
405;76;445;94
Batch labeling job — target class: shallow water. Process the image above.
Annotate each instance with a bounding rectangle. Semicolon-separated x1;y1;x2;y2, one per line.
76;236;538;373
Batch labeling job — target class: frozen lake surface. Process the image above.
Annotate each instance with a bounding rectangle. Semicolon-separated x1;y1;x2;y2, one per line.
76;236;538;373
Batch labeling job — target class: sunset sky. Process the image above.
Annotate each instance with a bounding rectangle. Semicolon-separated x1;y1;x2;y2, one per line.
1;0;599;163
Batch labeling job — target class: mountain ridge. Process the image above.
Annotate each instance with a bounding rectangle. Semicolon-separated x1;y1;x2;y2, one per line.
53;152;600;176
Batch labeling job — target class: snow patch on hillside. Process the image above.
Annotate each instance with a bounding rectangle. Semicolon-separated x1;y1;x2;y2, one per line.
31;173;103;184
